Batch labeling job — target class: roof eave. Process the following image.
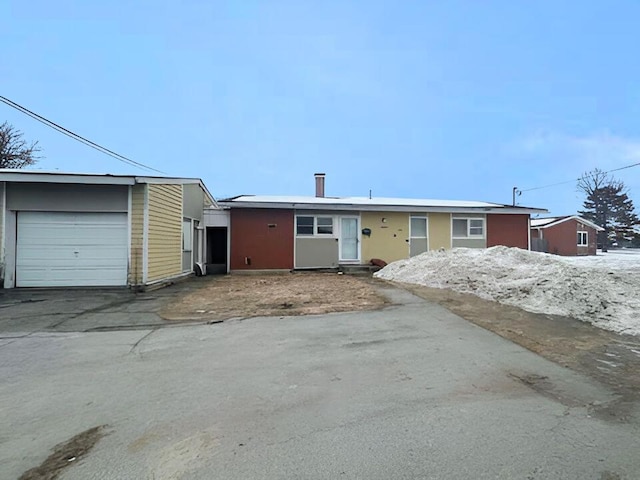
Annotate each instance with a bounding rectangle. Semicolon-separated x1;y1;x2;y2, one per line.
0;171;136;185
217;201;547;214
534;215;604;231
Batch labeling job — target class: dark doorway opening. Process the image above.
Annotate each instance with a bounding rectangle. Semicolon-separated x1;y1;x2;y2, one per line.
206;227;228;274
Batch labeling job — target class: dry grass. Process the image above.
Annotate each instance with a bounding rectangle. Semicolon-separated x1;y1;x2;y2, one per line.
161;273;388;321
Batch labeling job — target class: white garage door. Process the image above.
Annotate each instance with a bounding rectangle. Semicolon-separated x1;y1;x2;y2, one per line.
16;212;128;287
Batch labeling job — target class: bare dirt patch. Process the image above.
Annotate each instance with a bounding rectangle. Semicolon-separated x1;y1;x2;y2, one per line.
19;425;107;480
160;273;388;321
400;283;640;421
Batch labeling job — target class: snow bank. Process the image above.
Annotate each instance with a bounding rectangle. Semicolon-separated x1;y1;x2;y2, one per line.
374;246;640;336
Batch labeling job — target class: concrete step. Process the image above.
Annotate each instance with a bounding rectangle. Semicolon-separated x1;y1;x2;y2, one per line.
338;264;382;275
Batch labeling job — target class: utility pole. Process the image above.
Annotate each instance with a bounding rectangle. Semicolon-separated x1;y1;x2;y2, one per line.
512;187;521;206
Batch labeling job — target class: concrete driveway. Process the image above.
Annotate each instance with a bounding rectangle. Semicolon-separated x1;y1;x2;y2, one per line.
1;285;639;479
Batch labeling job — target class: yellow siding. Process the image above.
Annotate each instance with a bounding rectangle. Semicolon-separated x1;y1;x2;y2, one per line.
147;184;183;282
361;212;409;264
428;213;451;250
0;182;4;268
128;184;146;285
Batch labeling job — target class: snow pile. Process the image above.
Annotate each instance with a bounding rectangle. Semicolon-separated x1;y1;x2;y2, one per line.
374;246;640;336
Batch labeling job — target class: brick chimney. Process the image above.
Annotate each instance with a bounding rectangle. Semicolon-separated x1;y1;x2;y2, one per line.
314;173;325;198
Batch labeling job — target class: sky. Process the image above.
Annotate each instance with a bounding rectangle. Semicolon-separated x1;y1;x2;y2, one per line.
3;1;640;216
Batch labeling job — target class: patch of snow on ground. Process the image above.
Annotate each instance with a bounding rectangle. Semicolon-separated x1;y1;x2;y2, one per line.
374;247;640;336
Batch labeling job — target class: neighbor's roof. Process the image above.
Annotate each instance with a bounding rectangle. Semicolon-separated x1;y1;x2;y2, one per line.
531;215;604;231
530;217;561;227
219;195;547;214
0;169;217;207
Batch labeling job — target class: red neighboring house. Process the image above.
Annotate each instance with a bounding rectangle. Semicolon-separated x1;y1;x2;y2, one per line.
530;216;603;256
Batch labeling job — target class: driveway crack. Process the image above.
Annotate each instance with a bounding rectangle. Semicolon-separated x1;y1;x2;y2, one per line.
129;329;157;356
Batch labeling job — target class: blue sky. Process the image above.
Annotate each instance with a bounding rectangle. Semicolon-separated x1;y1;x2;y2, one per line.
3;1;640;216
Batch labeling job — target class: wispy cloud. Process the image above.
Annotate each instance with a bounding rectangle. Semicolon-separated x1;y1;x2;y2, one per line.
511;131;640;171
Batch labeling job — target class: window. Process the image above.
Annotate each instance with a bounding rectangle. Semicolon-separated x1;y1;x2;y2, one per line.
316;217;334;235
296;216;314;235
469;219;484;236
452;218;485;238
452;219;468;237
296;215;334;236
577;231;588;246
410;216;427;238
182;218;192;251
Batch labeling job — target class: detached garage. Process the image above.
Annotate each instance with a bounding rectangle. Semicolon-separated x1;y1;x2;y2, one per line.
0;171;217;289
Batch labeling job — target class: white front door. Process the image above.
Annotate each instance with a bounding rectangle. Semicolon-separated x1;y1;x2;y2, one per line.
340;217;359;262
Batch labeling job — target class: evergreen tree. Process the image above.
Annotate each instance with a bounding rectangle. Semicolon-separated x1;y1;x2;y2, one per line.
578;169;640;251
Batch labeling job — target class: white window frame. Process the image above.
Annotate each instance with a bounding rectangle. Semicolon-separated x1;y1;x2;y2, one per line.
316;216;334;235
452;217;485;239
295;215;315;236
577;231;588;246
182;218;193;251
295;215;336;237
182;217;194;273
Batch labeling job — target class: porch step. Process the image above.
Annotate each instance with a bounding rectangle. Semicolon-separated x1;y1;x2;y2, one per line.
338;264;382;275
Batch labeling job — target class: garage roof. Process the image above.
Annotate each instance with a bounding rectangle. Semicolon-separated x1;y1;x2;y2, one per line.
0;169;217;207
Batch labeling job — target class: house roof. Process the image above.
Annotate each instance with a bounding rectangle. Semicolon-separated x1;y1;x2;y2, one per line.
0;169;218;207
530;215;604;231
218;195;548;214
530;217;562;227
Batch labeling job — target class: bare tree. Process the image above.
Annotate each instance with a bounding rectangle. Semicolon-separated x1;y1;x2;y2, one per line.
578;168;639;251
0;122;41;168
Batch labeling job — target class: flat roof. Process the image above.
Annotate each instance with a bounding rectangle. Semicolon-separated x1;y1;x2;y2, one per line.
219;195;548;214
0;169;218;207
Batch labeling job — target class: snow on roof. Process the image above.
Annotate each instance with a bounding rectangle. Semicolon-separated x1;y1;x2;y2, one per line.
221;195;547;213
228;195;499;207
531;215;604;231
530;217;563;227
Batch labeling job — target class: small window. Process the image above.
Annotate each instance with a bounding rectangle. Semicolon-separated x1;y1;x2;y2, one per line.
410;217;427;238
452;219;468;237
316;217;333;235
296;216;314;235
469;219;484;237
452;218;484;238
182;218;192;251
577;231;588;246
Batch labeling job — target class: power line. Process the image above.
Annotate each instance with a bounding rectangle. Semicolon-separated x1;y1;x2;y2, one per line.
0;96;165;174
521;160;640;193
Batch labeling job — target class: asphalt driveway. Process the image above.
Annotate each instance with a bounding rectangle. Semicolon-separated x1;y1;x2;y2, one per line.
1;285;639;479
0;279;204;335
